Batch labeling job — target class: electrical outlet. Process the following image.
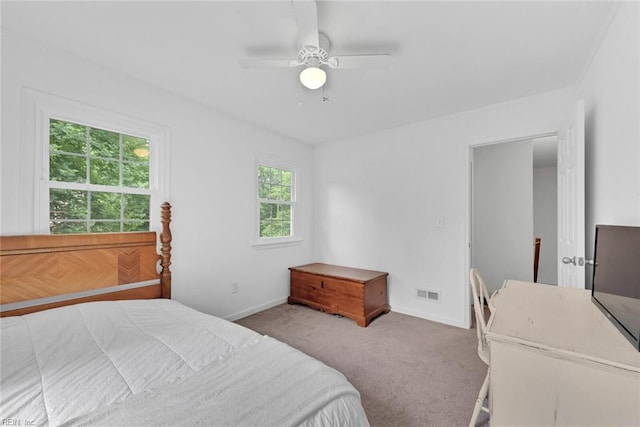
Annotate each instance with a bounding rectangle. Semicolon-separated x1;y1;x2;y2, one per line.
232;281;240;294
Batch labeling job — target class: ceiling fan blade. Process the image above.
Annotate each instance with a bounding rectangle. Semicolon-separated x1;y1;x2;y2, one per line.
239;58;301;69
327;54;391;69
292;0;319;49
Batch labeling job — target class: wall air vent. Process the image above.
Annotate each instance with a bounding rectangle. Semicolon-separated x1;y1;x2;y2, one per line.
416;288;440;303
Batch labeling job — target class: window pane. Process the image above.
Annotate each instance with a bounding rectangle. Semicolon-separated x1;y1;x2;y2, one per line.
280;204;291;220
259;202;291;237
91;191;121;220
50;221;87;234
50;153;87;183
270;185;282;200
272;220;283;237
123;135;149;161
260;220;270;237
124;221;149;232
89;127;119;158
90;221;121;233
258;166;270;198
124;194;150;220
282;170;291;186
50;188;87;220
282;184;291;201
90;158;120;186
271;168;282;185
50;119;86;154
258;165;292;202
277;204;290;217
282;221;291;236
270;220;290;237
260;201;274;237
123;161;149;188
280;185;291;202
260;202;274;222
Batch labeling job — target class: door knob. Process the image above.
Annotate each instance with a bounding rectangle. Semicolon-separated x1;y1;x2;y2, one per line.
562;256;594;266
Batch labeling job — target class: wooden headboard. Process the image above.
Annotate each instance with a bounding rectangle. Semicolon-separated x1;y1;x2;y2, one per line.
0;203;172;317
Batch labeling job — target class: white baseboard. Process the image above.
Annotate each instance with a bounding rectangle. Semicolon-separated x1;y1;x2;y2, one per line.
390;304;470;329
225;297;288;322
224;299;470;329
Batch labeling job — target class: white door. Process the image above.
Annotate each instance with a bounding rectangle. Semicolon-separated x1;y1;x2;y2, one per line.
557;100;586;288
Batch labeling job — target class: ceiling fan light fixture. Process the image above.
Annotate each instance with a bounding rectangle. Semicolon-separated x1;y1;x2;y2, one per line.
299;66;326;90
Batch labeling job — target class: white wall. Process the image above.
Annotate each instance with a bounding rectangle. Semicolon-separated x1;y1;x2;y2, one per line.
533;165;558;285
576;2;640;286
315;1;639;328
0;33;315;319
473;139;533;294
2;1;636;329
314;89;572;328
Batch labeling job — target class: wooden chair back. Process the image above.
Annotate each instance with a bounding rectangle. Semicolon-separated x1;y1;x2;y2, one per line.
469;268;490;365
533;237;541;282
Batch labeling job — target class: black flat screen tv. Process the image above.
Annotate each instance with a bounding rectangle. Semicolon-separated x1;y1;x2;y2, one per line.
591;225;640;351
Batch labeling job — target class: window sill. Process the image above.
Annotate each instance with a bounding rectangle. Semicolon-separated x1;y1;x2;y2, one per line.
252;237;303;250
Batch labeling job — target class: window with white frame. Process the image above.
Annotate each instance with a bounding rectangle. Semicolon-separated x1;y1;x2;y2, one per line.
256;161;298;244
31;90;169;235
48;118;152;233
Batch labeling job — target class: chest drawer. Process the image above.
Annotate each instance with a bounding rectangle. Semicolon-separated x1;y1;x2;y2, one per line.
290;271;363;297
290;271;364;315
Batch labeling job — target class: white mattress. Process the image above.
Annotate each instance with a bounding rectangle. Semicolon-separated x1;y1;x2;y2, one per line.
0;299;369;426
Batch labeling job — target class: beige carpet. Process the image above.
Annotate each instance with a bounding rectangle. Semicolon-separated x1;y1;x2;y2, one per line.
236;303;490;427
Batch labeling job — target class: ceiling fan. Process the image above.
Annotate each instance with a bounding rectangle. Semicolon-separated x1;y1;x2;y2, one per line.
239;0;390;90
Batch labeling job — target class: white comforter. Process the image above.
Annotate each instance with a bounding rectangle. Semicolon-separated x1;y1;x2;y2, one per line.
0;299;369;426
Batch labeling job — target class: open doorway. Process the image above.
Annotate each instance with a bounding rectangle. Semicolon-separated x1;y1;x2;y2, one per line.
470;134;558;294
532;136;558;284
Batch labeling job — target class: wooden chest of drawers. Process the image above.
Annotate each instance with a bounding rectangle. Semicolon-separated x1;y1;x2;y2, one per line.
288;263;390;327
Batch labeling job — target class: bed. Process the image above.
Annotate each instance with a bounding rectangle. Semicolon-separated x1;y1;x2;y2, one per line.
0;203;369;426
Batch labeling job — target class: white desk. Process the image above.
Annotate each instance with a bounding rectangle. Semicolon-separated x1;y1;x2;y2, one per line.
486;280;640;426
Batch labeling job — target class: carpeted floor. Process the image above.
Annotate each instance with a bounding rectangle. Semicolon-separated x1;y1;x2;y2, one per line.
236;303;490;427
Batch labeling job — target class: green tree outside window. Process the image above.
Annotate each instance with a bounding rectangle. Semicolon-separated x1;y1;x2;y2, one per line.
258;165;293;238
49;118;151;234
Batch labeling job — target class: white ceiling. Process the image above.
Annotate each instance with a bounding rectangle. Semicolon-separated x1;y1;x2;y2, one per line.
2;1;616;144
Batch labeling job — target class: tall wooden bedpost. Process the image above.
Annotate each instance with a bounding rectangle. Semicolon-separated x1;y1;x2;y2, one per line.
160;202;172;299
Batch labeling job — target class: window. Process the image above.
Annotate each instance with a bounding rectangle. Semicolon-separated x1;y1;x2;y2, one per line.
254;159;300;247
29;89;169;235
258;164;293;238
48;119;151;234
